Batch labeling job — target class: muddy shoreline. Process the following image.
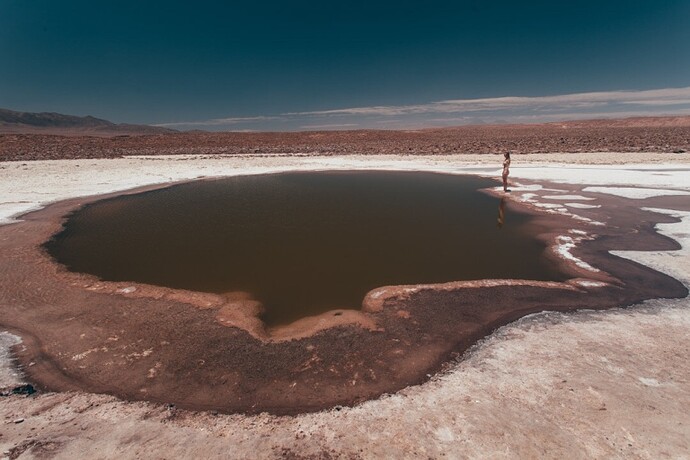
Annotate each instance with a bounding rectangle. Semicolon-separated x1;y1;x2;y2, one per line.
1;155;689;458
0;173;686;415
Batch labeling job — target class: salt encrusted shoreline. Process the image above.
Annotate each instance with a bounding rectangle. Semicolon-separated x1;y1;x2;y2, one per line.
1;153;689;458
1;152;689;225
0;331;24;391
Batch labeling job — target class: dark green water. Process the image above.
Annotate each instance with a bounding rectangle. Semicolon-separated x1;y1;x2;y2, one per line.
45;171;565;326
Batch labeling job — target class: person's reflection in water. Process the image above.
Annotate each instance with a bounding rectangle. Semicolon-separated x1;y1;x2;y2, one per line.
497;197;507;229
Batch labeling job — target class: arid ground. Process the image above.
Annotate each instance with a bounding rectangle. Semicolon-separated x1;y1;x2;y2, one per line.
1;122;689;458
1;116;689;161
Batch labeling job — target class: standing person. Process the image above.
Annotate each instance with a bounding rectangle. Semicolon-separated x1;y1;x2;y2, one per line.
502;151;511;192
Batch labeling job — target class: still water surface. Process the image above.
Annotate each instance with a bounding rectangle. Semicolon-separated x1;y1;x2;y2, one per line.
45;171;565;325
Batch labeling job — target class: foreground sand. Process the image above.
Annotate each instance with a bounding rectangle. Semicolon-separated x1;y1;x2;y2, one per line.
1;153;689;458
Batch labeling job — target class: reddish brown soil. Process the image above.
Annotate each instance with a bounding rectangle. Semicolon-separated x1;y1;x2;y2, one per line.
1;116;689;161
0;179;686;415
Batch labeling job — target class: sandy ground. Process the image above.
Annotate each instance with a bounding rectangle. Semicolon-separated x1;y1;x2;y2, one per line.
3;116;690;161
1;153;689;459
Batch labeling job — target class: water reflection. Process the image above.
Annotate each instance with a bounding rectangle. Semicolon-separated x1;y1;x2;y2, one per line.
45;172;564;326
496;197;507;229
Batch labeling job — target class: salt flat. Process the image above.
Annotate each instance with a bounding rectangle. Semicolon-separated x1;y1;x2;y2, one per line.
1;153;689;459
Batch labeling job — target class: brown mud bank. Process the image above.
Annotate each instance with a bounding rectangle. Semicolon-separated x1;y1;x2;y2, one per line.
0;177;687;415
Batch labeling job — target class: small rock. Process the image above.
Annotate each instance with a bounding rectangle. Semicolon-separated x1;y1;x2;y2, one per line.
11;384;36;396
14;418;24;424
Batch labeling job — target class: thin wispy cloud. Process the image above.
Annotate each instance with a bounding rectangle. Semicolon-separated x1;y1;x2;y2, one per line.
154;116;281;128
288;87;690;117
466;108;690;124
622;99;690;106
299;123;360;130
153;87;690;131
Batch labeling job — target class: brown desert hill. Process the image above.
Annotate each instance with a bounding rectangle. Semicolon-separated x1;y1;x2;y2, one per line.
0;107;176;136
0;114;689;161
422;116;690;132
545;116;690;128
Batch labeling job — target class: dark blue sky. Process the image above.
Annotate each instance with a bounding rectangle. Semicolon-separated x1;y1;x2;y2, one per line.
1;0;689;129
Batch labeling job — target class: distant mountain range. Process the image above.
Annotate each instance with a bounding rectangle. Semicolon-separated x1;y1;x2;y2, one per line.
0;108;176;135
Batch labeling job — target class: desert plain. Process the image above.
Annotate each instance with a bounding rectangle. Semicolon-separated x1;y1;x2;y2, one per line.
1;120;690;459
